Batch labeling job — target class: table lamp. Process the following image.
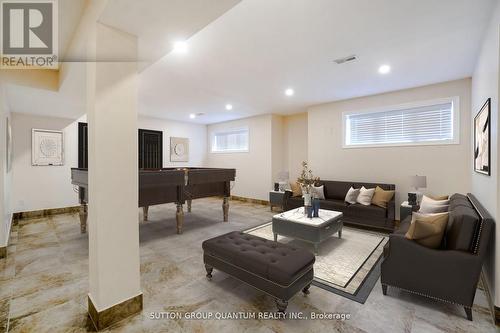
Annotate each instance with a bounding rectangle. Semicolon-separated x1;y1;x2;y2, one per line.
409;175;427;205
277;171;290;192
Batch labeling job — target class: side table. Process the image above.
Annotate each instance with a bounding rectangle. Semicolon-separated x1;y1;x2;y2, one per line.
269;191;285;211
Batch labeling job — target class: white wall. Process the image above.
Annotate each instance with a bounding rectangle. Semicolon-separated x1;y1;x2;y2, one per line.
11;113;81;213
207;114;273;201
10;112;207;213
0;85;12;247
471;0;500;307
308;78;472;218
271;115;285;186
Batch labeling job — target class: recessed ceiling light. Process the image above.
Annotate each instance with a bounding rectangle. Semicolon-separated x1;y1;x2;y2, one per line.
173;41;188;54
189;113;196;119
285;88;294;96
378;64;391;74
225;104;233;111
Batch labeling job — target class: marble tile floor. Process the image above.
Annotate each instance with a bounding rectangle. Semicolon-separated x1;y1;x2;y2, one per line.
0;197;496;332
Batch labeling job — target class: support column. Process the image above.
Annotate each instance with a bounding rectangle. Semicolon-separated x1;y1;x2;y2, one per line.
0;85;8;258
87;22;142;330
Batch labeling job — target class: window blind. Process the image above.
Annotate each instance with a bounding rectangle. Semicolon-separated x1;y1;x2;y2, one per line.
212;128;249;152
345;102;454;147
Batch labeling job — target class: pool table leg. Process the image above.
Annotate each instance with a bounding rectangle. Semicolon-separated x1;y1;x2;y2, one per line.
176;203;184;234
143;206;149;221
79;203;87;234
223;197;229;222
187;199;192;213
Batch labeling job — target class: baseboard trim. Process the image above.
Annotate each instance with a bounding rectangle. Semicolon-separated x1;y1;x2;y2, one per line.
88;293;143;331
480;270;499;326
230;195;269;206
13;206;80;220
1;213;14;259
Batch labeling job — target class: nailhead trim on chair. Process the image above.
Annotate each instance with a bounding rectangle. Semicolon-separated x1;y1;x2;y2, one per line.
382;283;471;309
468;195;484;255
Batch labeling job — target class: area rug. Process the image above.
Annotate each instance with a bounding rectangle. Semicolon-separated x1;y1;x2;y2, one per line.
244;222;388;303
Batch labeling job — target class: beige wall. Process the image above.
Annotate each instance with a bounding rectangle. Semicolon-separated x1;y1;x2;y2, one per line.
471;0;500;306
9;112;208;213
308;78;472;219
283;113;308;182
207;114;273;201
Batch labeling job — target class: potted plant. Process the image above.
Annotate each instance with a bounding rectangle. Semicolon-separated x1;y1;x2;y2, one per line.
297;161;320;208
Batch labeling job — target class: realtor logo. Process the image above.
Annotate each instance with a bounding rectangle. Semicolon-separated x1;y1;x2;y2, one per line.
1;0;58;69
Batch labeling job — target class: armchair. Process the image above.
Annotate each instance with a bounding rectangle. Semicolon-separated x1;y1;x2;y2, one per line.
381;193;494;321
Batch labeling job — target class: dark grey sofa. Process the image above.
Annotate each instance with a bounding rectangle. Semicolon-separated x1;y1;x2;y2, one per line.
381;193;494;321
283;180;396;231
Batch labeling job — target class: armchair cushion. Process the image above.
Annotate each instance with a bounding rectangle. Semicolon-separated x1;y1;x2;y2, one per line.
405;213;448;248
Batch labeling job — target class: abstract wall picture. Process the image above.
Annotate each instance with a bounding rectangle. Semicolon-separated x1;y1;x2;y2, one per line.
32;129;64;166
6;117;12;172
170;137;189;162
474;98;491;175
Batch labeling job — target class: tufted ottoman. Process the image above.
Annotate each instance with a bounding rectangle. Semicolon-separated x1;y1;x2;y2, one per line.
202;231;315;312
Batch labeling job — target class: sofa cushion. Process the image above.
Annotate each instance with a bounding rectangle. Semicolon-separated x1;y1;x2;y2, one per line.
344;187;360;204
347;204;386;219
290;182;302;197
445;205;480;252
202;231;315;286
357;186;376;206
321;199;349;212
321;181;353;200
372;186;395;209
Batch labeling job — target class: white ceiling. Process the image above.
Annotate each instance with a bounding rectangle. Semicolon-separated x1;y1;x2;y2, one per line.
139;0;495;124
99;0;241;69
5;0;496;123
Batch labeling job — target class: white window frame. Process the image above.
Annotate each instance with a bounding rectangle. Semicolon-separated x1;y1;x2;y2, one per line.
342;96;460;149
210;127;250;153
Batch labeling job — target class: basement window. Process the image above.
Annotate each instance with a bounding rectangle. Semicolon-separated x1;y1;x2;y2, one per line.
211;128;249;153
343;97;459;148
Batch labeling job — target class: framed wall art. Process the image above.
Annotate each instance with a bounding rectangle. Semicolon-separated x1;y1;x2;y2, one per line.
170;137;189;162
474;98;491;175
32;129;64;166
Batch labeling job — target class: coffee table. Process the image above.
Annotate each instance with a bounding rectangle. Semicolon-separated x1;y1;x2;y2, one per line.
272;207;343;254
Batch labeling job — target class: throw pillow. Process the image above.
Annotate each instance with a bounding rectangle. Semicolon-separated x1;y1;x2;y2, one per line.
419;195;449;214
419;204;449;214
357;186;375;206
430;194;449;200
405;212;449;248
421;195;450;206
344;187;360;204
410;211;448;224
290;182;302;197
371;186;395;209
312;185;325;200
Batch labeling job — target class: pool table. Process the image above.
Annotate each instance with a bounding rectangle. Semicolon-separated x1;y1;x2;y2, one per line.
71;167;236;234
